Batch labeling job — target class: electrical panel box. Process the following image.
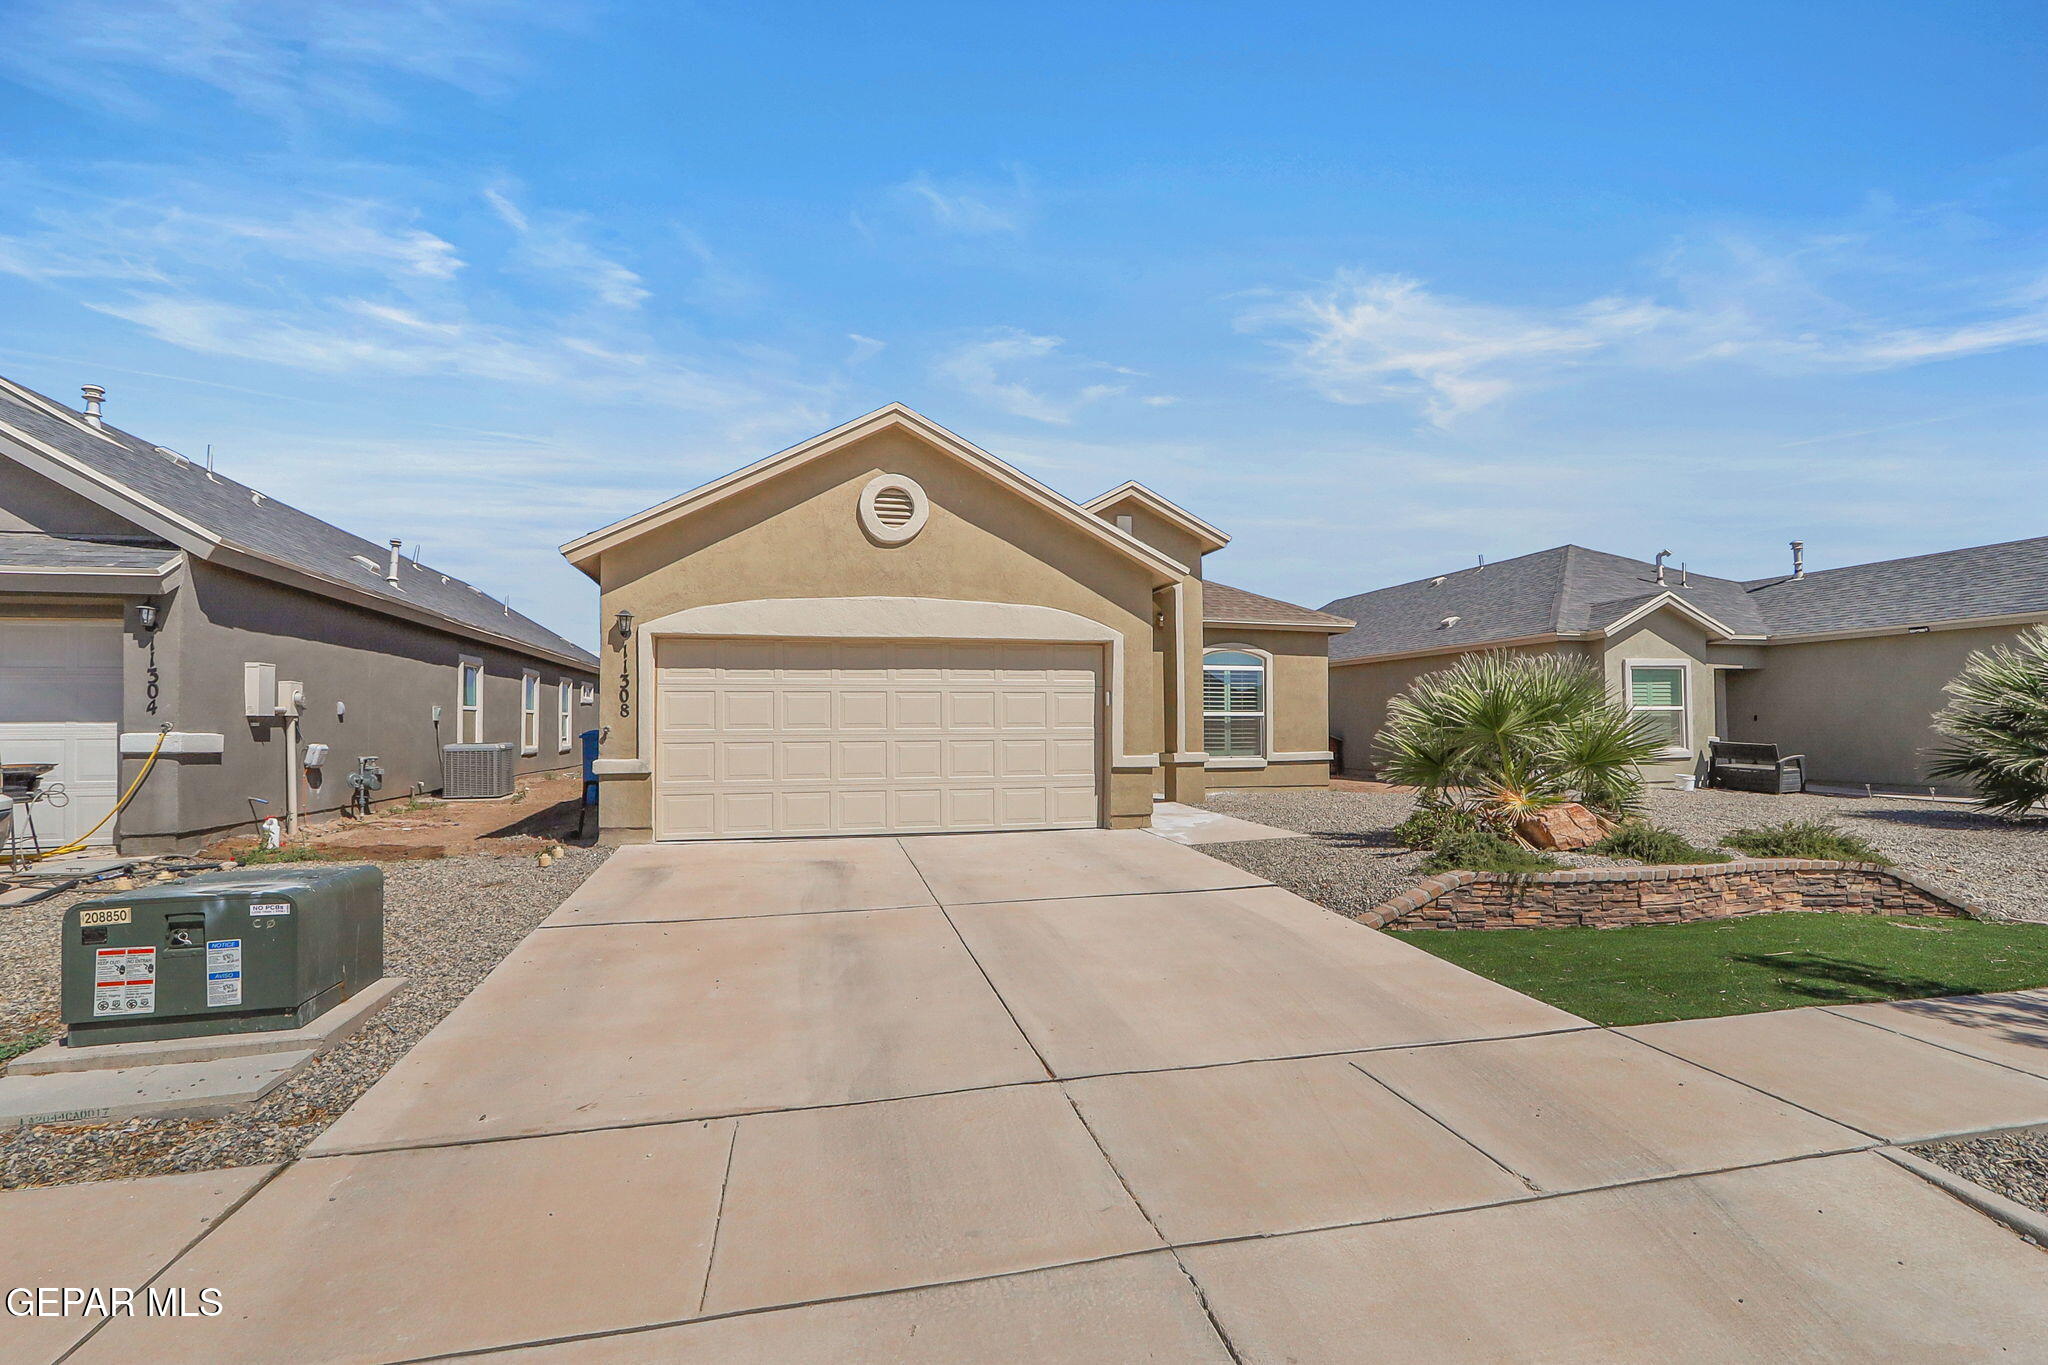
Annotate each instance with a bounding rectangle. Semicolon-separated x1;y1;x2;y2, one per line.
275;679;306;716
244;661;278;718
60;865;384;1047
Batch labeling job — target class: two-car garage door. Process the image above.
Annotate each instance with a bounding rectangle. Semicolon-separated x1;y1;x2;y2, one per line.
654;639;1101;839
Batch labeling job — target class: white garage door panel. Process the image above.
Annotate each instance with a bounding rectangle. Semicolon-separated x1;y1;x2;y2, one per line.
655;639;1101;839
0;619;123;847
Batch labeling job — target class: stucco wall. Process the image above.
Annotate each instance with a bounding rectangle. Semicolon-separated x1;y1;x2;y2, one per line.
1200;625;1332;789
1093;498;1208;578
589;427;1173;836
1724;623;2039;792
117;560;595;850
0;463;142;537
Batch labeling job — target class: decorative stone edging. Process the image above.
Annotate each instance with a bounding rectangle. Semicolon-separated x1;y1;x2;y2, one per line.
1360;858;1985;931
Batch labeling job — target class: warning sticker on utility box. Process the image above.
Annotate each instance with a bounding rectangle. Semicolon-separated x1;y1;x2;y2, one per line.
206;939;244;1007
250;901;292;917
92;946;156;1015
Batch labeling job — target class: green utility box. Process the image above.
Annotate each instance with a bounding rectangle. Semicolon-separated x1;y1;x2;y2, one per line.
61;864;384;1047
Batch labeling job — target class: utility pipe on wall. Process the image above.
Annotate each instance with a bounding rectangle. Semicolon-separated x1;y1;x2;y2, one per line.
284;710;301;837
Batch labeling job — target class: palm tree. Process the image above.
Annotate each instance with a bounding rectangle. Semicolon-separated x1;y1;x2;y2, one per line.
1928;626;2048;819
1375;651;1668;829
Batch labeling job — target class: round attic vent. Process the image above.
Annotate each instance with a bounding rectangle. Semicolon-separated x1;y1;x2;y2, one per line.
859;474;929;545
872;485;916;526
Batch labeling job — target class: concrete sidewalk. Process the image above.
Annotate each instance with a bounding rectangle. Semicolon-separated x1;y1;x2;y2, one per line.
14;829;2048;1363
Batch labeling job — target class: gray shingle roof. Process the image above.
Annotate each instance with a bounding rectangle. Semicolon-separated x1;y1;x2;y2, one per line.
0;377;596;668
0;532;182;572
1324;535;2048;662
1322;545;1767;662
1202;581;1353;630
1744;534;2048;634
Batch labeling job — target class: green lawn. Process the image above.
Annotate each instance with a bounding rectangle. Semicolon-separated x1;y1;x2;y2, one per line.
1391;913;2048;1026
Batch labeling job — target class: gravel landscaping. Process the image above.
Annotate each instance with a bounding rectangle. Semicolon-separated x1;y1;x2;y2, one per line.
1200;785;2048;923
1914;1130;2048;1218
1;847;609;1190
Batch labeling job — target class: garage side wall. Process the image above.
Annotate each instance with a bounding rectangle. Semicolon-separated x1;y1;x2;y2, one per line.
120;561;596;850
592;429;1170;838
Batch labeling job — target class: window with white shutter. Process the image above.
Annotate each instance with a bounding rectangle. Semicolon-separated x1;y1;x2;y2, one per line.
1203;649;1266;758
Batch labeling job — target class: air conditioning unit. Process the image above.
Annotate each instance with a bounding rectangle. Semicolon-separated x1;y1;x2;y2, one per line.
440;742;516;799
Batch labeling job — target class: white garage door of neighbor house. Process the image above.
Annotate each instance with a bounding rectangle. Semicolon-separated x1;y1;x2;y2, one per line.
654;639;1102;839
0;618;123;848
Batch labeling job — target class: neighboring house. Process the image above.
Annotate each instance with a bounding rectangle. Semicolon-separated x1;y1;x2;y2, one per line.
0;375;599;852
561;405;1351;842
1323;539;2048;794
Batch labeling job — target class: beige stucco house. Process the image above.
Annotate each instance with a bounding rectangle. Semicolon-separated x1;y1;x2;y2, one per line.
561;405;1351;841
1323;538;2048;794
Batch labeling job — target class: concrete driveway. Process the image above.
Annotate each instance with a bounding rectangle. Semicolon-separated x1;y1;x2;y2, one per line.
17;829;2048;1362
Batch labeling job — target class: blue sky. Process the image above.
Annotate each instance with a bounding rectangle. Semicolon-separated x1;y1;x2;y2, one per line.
2;0;2043;647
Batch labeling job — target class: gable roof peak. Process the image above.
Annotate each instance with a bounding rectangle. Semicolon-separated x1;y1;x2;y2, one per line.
1080;480;1230;552
560;404;1190;582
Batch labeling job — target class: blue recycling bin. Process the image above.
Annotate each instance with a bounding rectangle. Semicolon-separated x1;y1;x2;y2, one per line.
580;728;602;808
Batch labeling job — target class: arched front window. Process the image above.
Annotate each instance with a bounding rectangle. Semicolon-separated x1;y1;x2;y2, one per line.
1203;649;1266;757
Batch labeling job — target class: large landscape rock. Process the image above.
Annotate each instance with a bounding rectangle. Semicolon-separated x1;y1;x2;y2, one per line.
1516;803;1607;851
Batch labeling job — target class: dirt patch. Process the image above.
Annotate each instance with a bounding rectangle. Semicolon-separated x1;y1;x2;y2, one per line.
203;770;590;863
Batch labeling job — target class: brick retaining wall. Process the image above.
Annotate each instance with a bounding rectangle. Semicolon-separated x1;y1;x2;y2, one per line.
1361;859;1981;931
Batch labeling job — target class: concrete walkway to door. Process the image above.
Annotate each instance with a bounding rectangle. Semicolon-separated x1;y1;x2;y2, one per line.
25;829;2048;1363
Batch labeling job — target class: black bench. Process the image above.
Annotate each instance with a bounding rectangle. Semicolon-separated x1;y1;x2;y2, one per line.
1708;741;1805;794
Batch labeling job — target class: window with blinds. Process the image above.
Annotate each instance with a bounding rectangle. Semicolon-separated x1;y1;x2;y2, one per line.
1627;664;1687;749
1203;649;1266;758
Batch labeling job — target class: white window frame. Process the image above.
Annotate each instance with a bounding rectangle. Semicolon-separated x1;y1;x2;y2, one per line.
457;656;484;744
1202;646;1270;769
520;669;541;755
1625;658;1692;757
557;677;574;753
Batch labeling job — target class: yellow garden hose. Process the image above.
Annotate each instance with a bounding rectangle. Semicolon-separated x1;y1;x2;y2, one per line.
27;727;170;861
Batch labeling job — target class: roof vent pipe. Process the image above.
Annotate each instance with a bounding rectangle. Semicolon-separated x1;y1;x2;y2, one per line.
80;384;105;427
1791;541;1805;579
1680;563;1689;587
386;539;403;586
1654;549;1672;586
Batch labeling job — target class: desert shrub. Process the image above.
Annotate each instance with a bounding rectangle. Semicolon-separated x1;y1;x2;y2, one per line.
1375;651;1667;830
1718;820;1892;865
1589;822;1732;865
1420;829;1563;876
1391;804;1487;850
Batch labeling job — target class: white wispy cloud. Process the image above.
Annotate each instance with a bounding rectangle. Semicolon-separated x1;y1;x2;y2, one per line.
0;0;575;125
1239;272;1675;424
0;169;829;433
891;169;1033;236
0;192;463;286
484;185;649;310
1246;231;2048;425
931;329;1128;424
